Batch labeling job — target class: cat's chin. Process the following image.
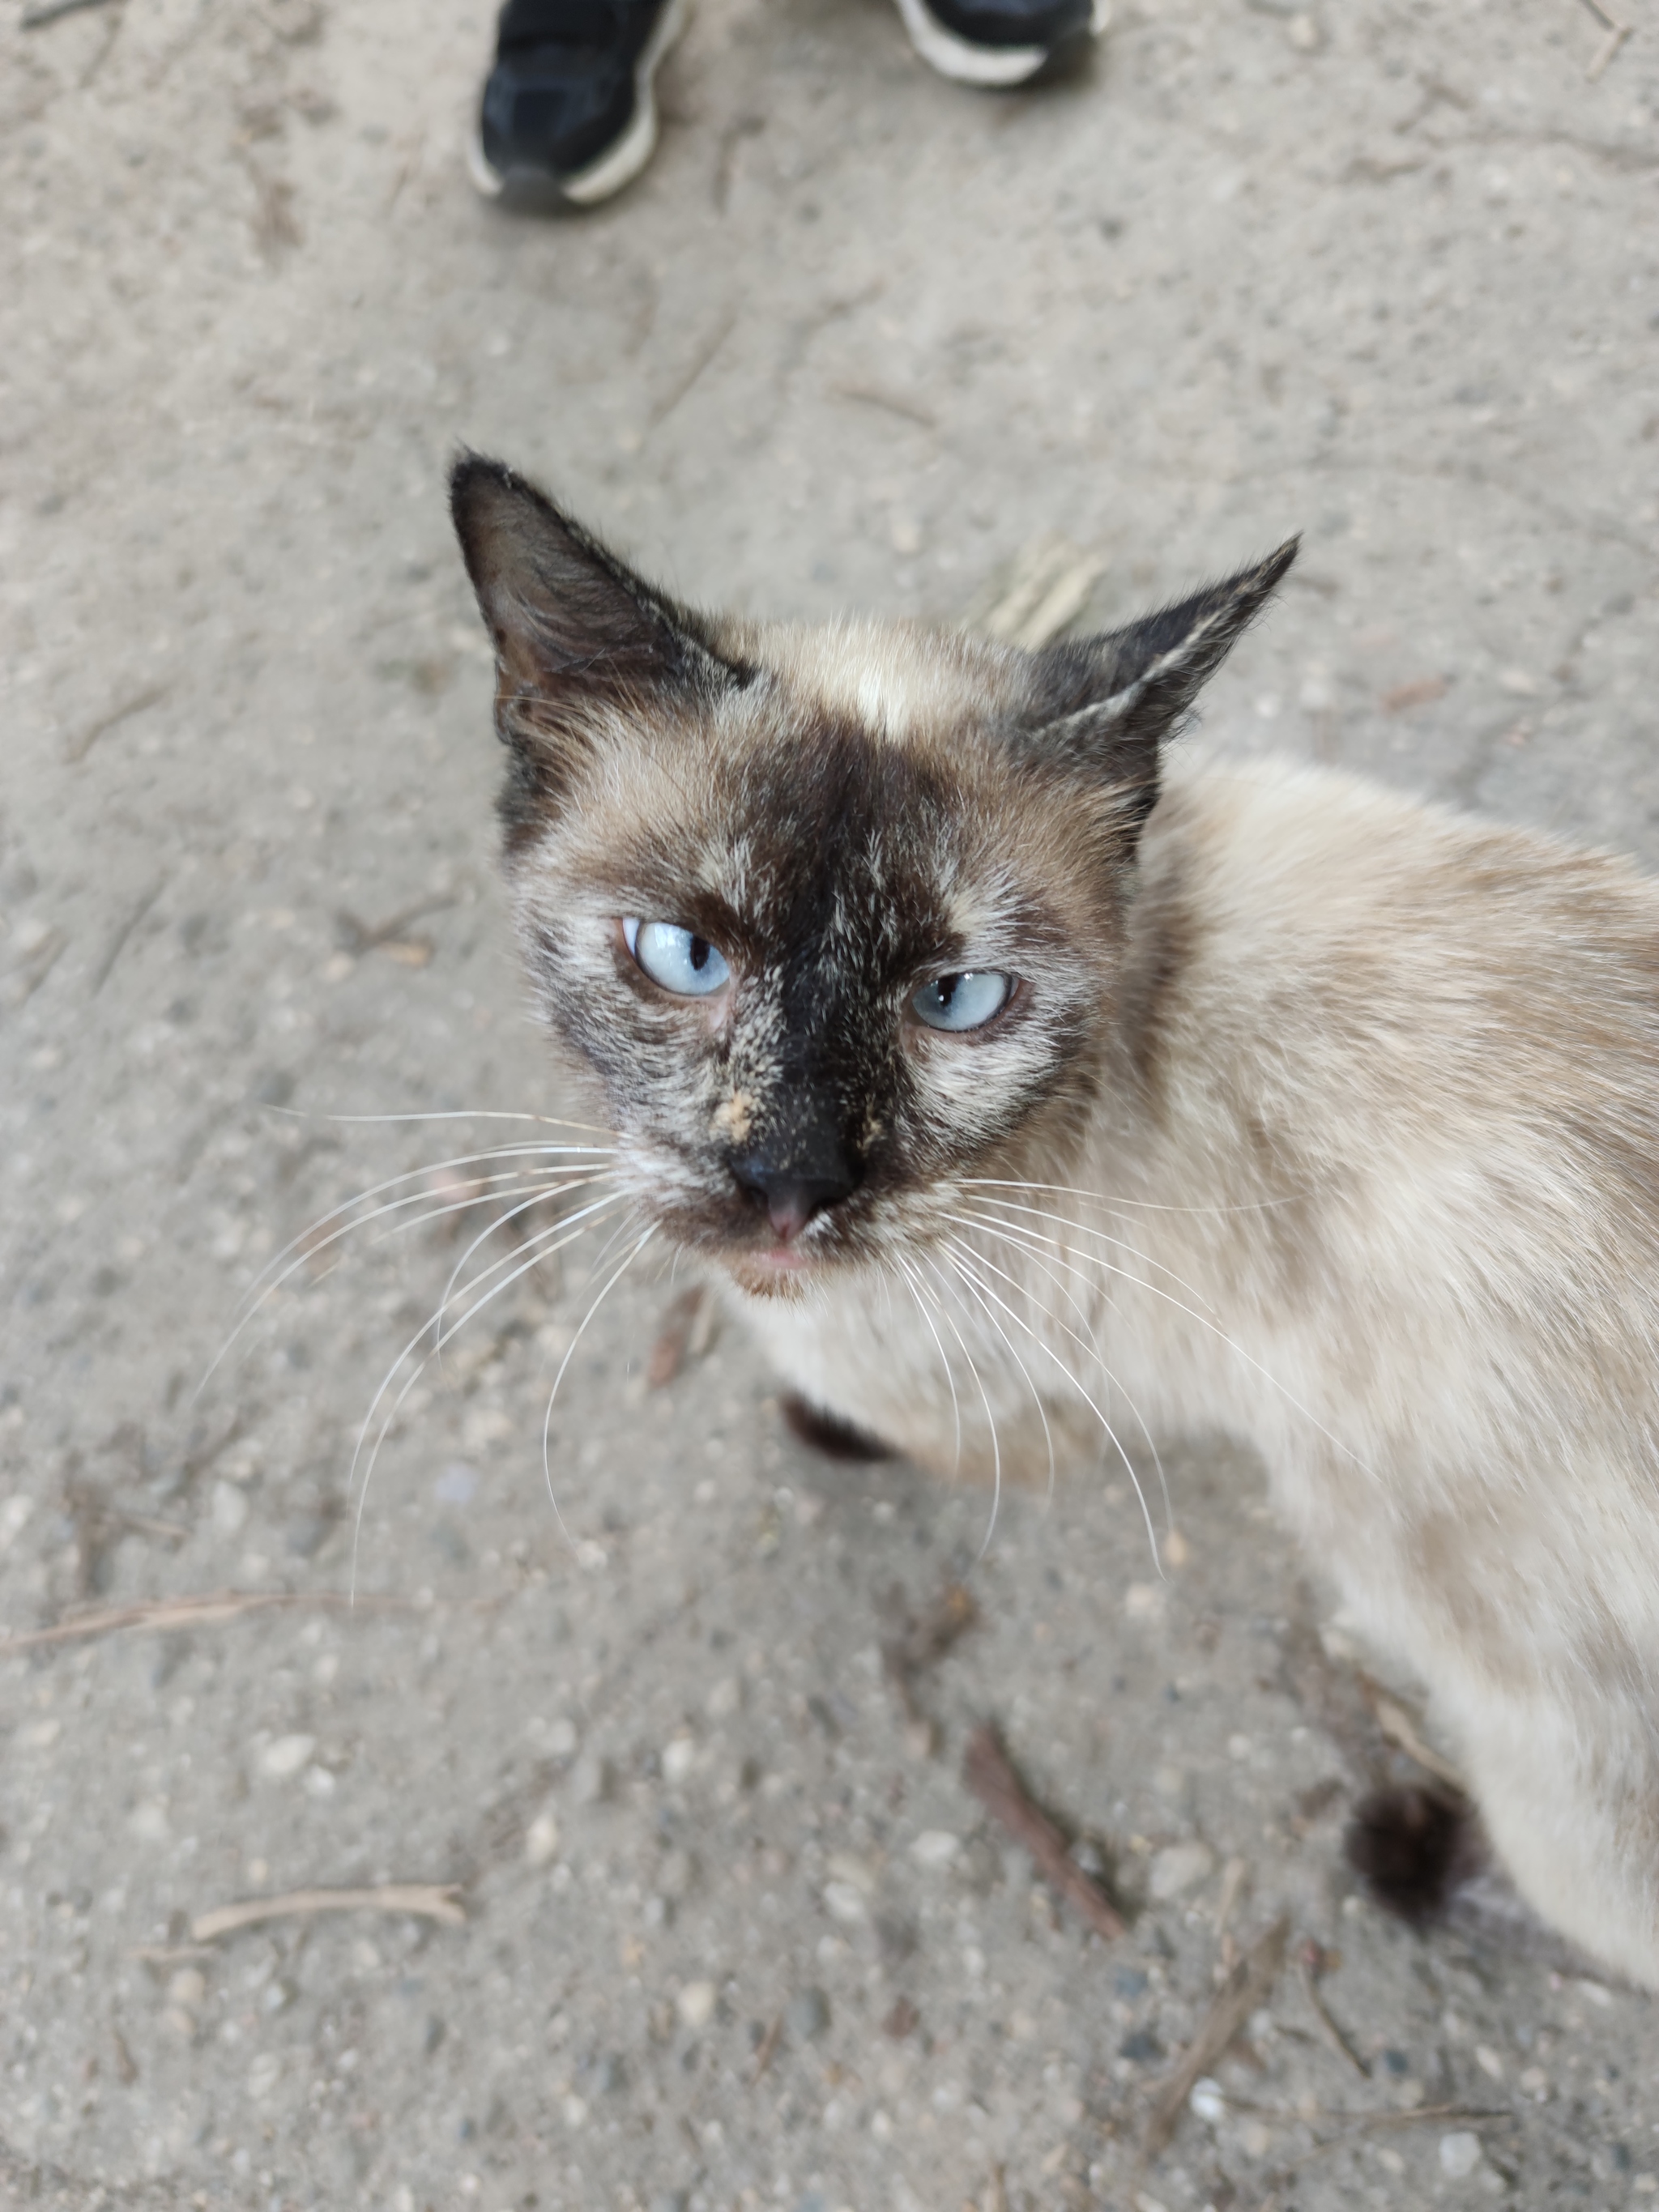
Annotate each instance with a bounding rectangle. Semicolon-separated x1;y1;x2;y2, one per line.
723;1247;822;1300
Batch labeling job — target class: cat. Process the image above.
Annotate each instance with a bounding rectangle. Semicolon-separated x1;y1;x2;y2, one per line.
450;450;1659;1992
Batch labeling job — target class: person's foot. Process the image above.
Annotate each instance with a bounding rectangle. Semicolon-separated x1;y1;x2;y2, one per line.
893;0;1106;87
468;0;688;207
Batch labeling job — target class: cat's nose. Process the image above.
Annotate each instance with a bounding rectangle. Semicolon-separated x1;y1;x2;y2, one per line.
729;1156;860;1242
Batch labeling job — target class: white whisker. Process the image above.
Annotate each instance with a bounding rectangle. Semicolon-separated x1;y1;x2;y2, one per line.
916;1252;1002;1559
951;1208;1379;1490
958;1193;1222;1315
943;1208;1171;1527
539;1224;657;1552
890;1251;962;1473
941;1234;1167;1570
962;1176;1307;1217
347;1191;632;1595
201;1142;616;1392
270;1106;617;1137
940;1247;1056;1507
434;1174;614;1355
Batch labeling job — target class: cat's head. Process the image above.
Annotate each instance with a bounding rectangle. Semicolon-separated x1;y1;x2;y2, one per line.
452;454;1293;1299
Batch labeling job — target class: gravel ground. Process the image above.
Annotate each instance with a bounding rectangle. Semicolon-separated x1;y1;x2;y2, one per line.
4;1;1659;2207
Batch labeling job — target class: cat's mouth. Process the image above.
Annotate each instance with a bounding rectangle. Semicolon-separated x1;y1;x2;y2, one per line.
727;1241;821;1294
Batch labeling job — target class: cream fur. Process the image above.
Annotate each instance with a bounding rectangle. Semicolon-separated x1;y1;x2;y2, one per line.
738;754;1659;1988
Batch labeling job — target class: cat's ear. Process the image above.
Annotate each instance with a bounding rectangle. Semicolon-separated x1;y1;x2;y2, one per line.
1022;537;1299;829
450;454;743;804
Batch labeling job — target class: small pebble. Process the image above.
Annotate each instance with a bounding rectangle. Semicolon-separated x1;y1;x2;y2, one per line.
787;1986;830;2042
1148;1842;1213;1901
676;1980;717;2030
212;1480;249;1536
166;1968;206;2011
1189;2076;1225;2124
571;1751;614;1806
1439;2131;1482;2180
910;1829;960;1868
247;2052;282;2099
662;1736;697;1785
823;1882;867;1925
259;1733;315;1780
524;1811;561;1869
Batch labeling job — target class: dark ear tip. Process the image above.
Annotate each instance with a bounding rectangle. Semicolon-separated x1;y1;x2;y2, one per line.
1258;535;1300;590
448;450;518;526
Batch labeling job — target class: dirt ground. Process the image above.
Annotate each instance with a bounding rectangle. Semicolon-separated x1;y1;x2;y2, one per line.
4;0;1659;2207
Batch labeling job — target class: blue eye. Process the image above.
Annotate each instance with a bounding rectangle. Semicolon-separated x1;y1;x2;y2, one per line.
623;918;731;997
911;970;1013;1032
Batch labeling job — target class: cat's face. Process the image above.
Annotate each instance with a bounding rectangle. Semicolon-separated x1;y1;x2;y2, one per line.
500;645;1132;1295
451;458;1293;1298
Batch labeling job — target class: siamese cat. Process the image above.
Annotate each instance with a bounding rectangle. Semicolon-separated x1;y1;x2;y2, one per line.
451;452;1659;1989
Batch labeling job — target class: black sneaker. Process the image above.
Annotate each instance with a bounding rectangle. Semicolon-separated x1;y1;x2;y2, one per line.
894;0;1105;85
468;0;688;207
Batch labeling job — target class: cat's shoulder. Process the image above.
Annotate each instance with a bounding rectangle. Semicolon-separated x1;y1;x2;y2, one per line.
1154;751;1659;925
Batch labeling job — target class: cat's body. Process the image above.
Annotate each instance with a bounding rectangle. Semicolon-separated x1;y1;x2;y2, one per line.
451;454;1659;1989
748;754;1659;1987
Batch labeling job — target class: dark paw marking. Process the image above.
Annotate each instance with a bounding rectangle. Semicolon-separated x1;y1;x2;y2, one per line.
1344;1785;1481;1928
781;1392;893;1462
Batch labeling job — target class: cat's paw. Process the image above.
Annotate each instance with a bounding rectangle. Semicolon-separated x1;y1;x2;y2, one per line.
1343;1784;1482;1928
781;1392;895;1462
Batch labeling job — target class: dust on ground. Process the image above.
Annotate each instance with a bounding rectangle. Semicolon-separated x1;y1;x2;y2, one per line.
3;0;1658;2206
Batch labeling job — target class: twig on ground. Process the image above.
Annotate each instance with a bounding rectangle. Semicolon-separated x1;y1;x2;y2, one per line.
21;0;115;26
191;1884;465;1944
1576;0;1632;77
1360;1679;1465;1789
1144;1916;1290;2159
90;878;165;995
1251;2100;1516;2209
962;1723;1125;1941
881;1579;978;1752
963;533;1105;650
1;1588;407;1654
62;681;168;762
1213;1856;1249;1952
749;2014;782;2084
1296;1942;1369;2077
646;1284;716;1388
332;891;455;965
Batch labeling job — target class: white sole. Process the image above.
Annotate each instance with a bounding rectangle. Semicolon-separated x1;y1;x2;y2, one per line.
467;0;689;207
894;0;1107;86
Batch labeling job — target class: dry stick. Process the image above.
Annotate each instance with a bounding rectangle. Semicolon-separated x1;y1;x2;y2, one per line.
61;680;168;761
1296;1949;1369;2078
1251;2101;1516;2211
961;1724;1125;1941
748;2015;783;2086
646;1284;712;1389
1;1588;407;1654
1143;1915;1290;2161
1360;1679;1465;1791
21;0;117;27
192;1884;465;1944
1576;0;1632;77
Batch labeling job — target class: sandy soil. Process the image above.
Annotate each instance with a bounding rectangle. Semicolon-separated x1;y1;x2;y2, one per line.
4;0;1659;2206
